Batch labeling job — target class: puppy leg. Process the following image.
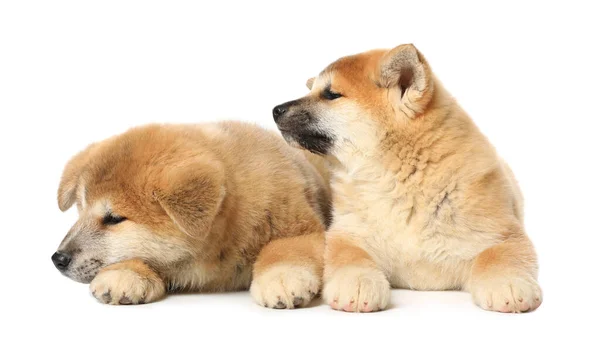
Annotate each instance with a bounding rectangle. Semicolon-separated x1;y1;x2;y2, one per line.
89;259;166;305
250;232;324;309
323;235;390;313
469;229;542;313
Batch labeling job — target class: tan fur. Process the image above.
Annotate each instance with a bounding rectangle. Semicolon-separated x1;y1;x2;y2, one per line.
54;121;330;308
274;44;541;313
90;259;166;304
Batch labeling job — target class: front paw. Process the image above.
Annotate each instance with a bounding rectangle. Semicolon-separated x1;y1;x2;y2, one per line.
471;274;542;313
90;269;165;305
323;266;390;313
250;264;320;309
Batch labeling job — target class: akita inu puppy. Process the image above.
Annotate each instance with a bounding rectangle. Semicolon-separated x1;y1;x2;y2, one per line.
52;121;330;307
273;44;542;313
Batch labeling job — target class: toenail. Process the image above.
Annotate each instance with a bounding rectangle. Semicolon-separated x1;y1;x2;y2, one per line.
102;291;112;302
293;297;304;307
274;301;286;309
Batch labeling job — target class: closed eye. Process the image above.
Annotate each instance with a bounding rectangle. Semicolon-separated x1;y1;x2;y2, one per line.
321;87;342;100
102;214;127;225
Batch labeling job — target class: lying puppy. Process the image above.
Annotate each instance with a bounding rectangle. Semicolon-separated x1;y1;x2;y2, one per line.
52;121;330;307
273;44;542;313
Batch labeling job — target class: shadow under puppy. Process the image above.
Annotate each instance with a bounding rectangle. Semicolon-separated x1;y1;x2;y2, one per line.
52;121;330;307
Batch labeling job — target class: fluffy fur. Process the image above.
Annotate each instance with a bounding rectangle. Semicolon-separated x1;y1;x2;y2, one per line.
273;44;542;313
53;121;330;307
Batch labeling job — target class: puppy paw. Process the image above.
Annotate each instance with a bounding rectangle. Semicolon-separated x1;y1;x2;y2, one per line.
323;266;390;313
471;275;542;313
90;269;165;305
250;265;320;309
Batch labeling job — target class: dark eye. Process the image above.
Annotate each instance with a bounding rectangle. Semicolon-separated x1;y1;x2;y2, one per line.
321;87;342;100
102;214;127;225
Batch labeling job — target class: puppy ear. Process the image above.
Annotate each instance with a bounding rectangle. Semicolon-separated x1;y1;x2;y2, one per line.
379;44;434;118
57;143;97;212
306;77;315;90
155;156;226;239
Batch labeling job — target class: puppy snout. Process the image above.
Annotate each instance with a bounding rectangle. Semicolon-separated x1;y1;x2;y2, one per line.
51;251;72;271
272;104;288;123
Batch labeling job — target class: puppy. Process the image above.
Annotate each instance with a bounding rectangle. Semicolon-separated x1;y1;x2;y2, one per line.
52;121;330;307
273;44;542;313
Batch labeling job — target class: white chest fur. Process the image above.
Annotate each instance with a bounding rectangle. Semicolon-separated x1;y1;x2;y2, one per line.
328;158;494;290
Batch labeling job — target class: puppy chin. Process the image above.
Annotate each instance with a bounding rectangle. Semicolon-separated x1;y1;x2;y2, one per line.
279;129;334;155
61;270;95;284
64;259;104;283
279;131;302;148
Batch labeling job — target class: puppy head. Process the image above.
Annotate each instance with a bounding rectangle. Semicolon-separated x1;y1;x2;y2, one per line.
52;126;225;283
273;44;435;158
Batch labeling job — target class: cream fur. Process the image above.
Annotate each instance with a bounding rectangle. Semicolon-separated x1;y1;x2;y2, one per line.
53;121;330;308
274;44;542;313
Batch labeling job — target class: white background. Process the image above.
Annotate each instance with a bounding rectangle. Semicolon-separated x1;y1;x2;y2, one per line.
1;1;598;357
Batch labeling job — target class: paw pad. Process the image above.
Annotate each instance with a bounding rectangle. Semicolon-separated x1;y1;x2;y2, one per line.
119;296;132;305
274;301;286;309
101;291;112;303
293;297;304;308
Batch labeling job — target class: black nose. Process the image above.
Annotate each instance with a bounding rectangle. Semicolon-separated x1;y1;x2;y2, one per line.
51;251;71;271
272;104;288;122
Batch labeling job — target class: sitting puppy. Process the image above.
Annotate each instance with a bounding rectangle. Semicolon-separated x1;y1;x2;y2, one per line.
273;44;542;313
52;121;330;307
